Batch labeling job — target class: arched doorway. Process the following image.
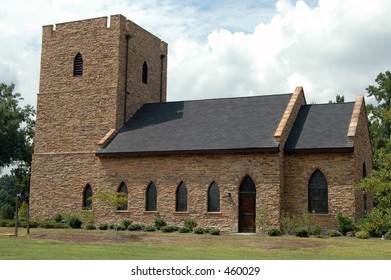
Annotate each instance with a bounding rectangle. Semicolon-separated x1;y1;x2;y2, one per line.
239;175;256;232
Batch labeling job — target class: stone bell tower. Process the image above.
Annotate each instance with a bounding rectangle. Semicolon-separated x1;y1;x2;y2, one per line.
30;15;167;218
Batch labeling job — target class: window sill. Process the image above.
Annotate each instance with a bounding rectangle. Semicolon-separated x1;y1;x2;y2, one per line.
144;211;159;214
174;211;189;214
206;212;222;215
115;210;129;213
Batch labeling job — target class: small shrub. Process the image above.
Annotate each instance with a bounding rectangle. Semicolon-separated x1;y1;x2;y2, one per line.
267;228;282;236
99;223;108;230
160;225;177;233
154;217;167;230
116;225;126;231
384;231;391;240
294;228;309;237
327;230;342;237
184;218;197;230
86;223;96;230
39;220;67;229
179;227;191;233
0;219;7;227
121;219;133;229
128;224;143;231
308;225;322;236
143;225;156;232
68;216;82;229
194;227;205;234
209;228;220;235
355;231;370;239
53;213;65;223
337;213;355;236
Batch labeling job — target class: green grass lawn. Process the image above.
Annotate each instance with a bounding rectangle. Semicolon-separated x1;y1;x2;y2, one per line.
0;227;390;260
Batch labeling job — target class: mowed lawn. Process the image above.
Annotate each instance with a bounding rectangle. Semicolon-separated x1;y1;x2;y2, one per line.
0;227;390;260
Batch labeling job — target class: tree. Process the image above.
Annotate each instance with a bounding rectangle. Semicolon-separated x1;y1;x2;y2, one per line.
0;83;35;170
329;94;345;103
366;71;391;168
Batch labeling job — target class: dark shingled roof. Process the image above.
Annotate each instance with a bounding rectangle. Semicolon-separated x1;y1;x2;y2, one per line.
97;94;292;156
284;102;355;153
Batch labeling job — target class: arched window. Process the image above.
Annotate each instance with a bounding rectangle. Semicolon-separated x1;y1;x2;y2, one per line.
308;170;328;214
208;181;220;212
176;182;188;212
146;182;157;211
117;182;128;211
83;184;93;210
73;53;83;76
142;61;148;84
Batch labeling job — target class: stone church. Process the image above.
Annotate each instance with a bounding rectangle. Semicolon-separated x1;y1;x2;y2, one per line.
30;15;373;233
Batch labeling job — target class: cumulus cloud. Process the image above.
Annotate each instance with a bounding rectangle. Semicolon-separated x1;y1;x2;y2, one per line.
169;0;391;103
1;0;391;107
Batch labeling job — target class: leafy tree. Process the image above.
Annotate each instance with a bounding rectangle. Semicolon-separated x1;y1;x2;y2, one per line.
0;83;35;170
366;71;391;168
356;71;391;235
329;94;345;103
92;192;128;210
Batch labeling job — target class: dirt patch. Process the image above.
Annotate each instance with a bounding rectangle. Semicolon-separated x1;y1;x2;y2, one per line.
29;231;142;244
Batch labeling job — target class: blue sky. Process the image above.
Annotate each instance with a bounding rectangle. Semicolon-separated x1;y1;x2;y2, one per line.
1;0;391;107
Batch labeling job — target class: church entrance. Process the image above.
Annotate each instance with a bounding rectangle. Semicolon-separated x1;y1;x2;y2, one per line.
238;175;256;233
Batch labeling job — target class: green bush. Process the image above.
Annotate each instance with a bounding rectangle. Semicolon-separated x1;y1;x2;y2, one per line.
0;204;14;220
356;231;370;239
209;228;220;235
184;218;198;231
337;213;355;236
356;208;391;237
294;228;309;237
194;227;205;234
52;213;66;223
121;219;133;229
154;217;167;230
116;225;126;231
143;225;156;232
179;227;191;233
267;228;282;236
128;224;143;231
384;231;391;240
86;223;96;230
68;216;82;228
99;223;108;230
327;230;342;237
160;225;178;233
39;220;67;229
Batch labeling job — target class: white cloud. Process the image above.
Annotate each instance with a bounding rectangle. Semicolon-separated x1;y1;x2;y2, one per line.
1;0;391;107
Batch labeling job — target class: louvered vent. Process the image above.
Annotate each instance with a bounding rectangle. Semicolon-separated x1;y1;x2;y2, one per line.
73;53;83;76
142;61;148;84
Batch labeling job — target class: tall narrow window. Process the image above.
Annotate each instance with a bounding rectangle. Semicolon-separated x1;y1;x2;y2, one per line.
73;52;83;76
83;184;93;210
117;182;128;211
176;182;188;212
308;170;328;214
146;182;157;211
142;61;148;84
208;181;220;212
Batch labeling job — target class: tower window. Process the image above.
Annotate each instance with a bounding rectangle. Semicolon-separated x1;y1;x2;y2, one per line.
83;184;93;210
73;53;83;76
142;61;148;84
